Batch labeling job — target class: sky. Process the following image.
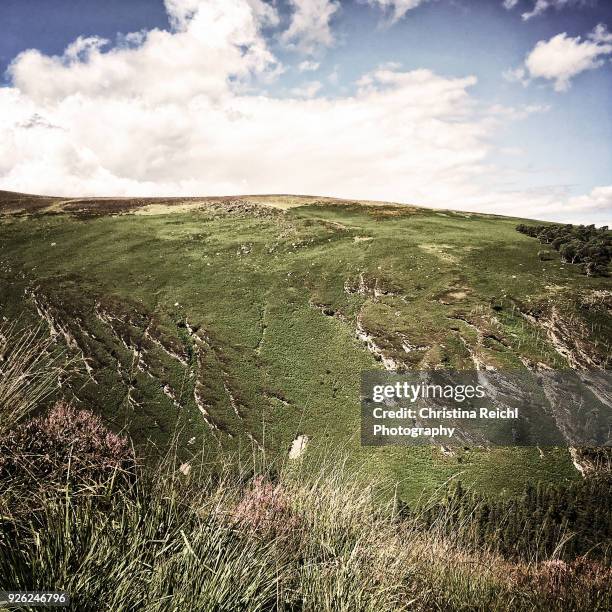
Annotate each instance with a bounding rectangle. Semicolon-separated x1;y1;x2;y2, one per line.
0;0;611;224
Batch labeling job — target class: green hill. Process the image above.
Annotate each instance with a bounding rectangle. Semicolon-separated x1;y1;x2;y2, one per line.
1;191;610;500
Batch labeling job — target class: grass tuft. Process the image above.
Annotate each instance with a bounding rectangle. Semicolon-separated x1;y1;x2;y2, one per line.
0;322;67;436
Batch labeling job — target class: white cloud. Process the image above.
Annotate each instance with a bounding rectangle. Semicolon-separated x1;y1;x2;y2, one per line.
366;0;431;24
280;0;339;55
503;0;594;21
505;25;612;92
502;66;530;87
521;185;612;225
289;80;323;97
297;60;320;72
461;186;611;226
591;22;612;44
0;58;488;204
166;0;279;30
8;0;281;105
0;0;608;224
486;103;550;121
567;185;612;216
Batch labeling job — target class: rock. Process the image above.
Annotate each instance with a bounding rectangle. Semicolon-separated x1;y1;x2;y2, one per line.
288;434;309;459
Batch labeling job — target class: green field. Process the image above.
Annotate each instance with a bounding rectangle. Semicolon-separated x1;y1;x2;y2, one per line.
1;191;610;500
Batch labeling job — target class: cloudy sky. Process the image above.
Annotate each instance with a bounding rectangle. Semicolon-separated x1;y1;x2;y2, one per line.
0;0;611;223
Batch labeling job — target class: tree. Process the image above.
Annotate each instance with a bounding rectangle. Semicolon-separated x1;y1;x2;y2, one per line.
559;240;581;264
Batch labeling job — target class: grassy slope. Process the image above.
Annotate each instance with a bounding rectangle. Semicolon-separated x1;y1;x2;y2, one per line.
1;193;609;500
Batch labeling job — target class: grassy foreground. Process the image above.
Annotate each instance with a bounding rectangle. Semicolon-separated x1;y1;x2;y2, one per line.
1;424;610;611
0;327;610;611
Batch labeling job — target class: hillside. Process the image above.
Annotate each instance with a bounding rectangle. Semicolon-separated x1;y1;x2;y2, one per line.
1;191;610;500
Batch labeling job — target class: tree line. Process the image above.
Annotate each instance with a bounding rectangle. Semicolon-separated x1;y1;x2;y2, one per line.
407;476;611;562
516;223;611;277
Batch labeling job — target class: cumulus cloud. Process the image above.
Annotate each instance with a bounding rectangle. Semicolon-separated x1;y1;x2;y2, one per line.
505;24;612;92
0;0;608;224
8;0;281;104
464;187;611;226
502;66;530;87
366;0;431;24
0;56;488;204
280;0;339;55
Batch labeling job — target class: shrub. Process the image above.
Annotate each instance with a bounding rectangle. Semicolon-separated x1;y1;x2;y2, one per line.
0;401;134;487
232;475;300;538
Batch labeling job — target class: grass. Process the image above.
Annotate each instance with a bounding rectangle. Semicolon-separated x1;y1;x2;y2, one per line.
0;195;609;501
0;322;70;436
1;438;610;611
0;323;609;612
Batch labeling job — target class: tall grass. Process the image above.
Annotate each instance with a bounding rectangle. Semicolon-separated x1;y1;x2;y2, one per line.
0;325;610;610
1;442;610;611
0;322;68;435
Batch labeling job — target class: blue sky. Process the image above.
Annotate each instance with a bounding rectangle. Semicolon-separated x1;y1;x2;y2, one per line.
0;0;611;223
